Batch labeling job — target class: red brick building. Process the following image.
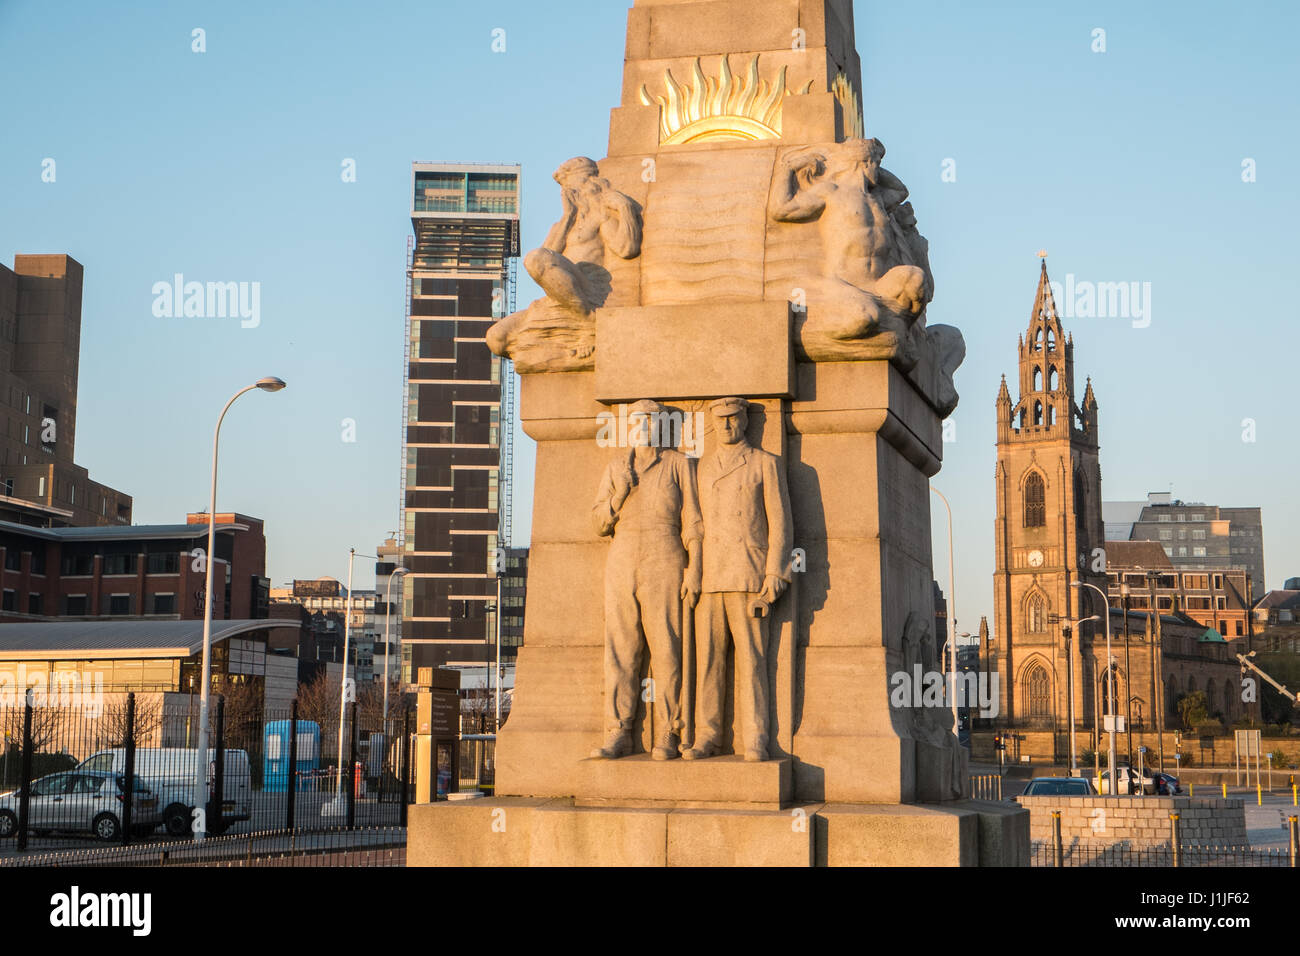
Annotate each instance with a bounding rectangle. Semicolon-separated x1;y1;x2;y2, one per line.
0;511;268;623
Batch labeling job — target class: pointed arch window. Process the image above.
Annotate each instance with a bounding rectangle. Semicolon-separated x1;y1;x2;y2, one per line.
1032;367;1042;391
1026;664;1051;719
1026;594;1046;633
1048;366;1058;391
1047;406;1056;426
1033;328;1043;351
1046;329;1055;351
1032;401;1043;426
1024;473;1046;527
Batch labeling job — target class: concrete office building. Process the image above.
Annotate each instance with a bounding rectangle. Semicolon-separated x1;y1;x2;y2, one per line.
268;578;378;683
399;163;520;677
1104;491;1265;592
500;546;528;655
0;254;132;526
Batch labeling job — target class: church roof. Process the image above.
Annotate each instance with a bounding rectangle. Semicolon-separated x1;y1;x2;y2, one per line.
1105;540;1173;569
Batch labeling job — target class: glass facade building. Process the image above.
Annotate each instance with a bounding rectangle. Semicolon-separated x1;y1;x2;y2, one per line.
400;163;520;680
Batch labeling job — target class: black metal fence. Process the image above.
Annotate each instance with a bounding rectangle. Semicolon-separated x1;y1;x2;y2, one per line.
2;826;405;868
1031;842;1294;867
0;690;416;858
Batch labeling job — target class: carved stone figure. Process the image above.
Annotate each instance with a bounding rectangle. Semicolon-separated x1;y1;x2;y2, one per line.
926;323;966;418
591;400;702;760
900;610;966;799
769;138;933;363
684;398;793;762
487;157;642;371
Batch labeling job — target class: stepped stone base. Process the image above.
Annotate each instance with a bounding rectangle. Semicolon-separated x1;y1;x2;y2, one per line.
407;797;1029;867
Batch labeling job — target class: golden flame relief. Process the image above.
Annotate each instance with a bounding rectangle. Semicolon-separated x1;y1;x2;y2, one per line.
639;54;815;145
832;71;864;140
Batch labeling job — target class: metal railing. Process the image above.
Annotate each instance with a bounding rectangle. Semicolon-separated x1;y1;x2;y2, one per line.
1;692;416;857
3;826;405;868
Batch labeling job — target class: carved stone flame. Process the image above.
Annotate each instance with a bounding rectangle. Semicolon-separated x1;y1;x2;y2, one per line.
639;54;814;145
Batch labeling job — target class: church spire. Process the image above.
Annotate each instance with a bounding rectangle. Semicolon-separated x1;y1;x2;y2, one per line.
1005;255;1082;437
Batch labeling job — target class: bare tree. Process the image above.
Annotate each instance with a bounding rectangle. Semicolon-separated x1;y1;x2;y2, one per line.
296;671;341;729
98;695;164;750
210;675;262;750
357;679;405;733
0;699;66;752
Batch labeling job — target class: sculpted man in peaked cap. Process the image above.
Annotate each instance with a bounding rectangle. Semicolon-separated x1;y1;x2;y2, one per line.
685;397;793;762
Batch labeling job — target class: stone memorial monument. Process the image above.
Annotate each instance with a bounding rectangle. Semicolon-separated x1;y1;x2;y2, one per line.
410;0;1027;866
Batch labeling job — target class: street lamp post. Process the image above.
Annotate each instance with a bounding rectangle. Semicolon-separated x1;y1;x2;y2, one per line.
193;376;285;842
334;547;357;800
1122;581;1133;761
1073;580;1117;794
929;486;962;752
1056;614;1099;775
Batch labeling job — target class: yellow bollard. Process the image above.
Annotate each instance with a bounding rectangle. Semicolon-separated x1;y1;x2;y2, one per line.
1222;782;1227;798
1258;783;1263;806
1293;783;1297;806
1189;783;1194;797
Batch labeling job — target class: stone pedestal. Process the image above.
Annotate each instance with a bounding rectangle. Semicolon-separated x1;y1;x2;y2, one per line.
408;797;1028;867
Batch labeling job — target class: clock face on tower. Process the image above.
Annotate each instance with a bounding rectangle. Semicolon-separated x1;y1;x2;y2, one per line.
1027;549;1044;568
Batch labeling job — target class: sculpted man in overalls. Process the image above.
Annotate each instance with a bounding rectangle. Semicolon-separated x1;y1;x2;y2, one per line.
591;399;702;760
684;397;793;762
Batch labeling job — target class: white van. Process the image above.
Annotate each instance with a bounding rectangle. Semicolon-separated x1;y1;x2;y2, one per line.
78;748;251;836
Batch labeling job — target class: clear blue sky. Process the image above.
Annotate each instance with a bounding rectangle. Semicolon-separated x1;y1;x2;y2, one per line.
2;1;1296;632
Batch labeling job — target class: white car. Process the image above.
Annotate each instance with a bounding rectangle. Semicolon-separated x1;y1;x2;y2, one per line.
0;770;162;841
1095;765;1156;795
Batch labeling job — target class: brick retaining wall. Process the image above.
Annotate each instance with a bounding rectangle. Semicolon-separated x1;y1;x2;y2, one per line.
1017;795;1247;847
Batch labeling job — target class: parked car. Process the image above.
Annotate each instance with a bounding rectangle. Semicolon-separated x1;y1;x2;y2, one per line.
77;748;251;836
0;771;161;841
1154;772;1182;795
1095;765;1156;795
1017;776;1098;799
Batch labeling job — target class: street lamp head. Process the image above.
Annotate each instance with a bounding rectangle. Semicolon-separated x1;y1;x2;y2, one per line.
255;376;287;392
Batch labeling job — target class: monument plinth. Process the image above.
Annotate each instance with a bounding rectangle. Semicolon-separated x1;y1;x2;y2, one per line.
410;0;1028;867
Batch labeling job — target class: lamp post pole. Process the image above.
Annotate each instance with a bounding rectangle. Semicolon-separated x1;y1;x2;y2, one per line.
192;377;285;843
1074;580;1116;794
1056;614;1098;775
1122;582;1133;761
335;548;356;798
929;486;961;751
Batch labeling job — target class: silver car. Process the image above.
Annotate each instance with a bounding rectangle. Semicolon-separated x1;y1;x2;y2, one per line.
0;770;162;841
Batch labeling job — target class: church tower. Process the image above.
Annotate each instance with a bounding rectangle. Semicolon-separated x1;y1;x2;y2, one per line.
993;258;1106;737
